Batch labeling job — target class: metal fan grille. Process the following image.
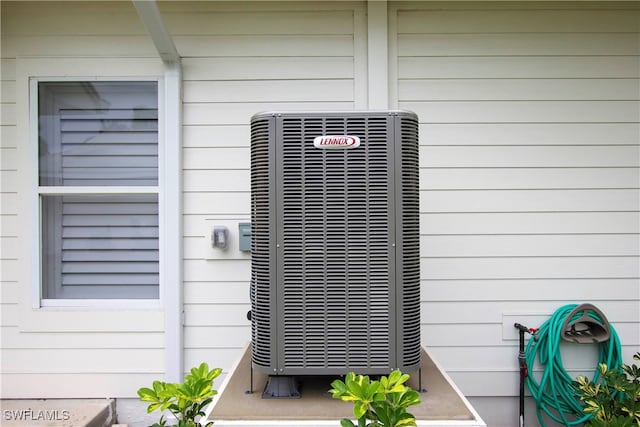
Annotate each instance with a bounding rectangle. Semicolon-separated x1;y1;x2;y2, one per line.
278;116;393;372
250;117;273;369
398;117;421;368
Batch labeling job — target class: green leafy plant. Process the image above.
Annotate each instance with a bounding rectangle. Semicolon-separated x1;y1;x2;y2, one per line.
137;362;222;427
329;369;421;427
573;352;640;427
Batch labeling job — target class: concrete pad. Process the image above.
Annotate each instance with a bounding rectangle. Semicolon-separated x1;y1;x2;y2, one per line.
207;345;486;427
0;399;115;427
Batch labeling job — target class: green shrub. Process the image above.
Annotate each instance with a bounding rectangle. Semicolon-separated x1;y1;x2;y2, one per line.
573;352;640;427
329;369;421;427
137;362;222;427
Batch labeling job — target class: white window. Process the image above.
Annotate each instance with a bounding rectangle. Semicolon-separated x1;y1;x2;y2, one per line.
37;81;160;299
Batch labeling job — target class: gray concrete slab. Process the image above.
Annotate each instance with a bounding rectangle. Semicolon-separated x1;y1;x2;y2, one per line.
208;345;486;426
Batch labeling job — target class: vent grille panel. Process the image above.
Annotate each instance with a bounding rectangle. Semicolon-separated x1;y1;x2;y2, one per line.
399;117;422;368
279;117;392;371
250;118;272;369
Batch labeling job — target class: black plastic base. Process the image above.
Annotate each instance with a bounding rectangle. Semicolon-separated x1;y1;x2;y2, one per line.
262;376;301;399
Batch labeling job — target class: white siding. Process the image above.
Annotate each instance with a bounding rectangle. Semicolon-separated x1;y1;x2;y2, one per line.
1;2;639;426
0;1;22;398
166;0;366;380
0;2;163;398
392;2;640;423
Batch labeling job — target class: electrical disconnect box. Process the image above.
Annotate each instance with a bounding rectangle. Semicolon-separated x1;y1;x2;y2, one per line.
238;222;251;252
249;111;421;379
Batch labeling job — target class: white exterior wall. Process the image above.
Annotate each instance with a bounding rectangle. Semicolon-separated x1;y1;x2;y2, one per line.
391;2;640;424
0;0;368;398
158;0;368;374
1;2;639;426
0;2;166;398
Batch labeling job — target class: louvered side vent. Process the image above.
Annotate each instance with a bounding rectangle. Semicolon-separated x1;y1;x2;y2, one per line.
250;111;421;376
250;117;273;370
398;116;421;369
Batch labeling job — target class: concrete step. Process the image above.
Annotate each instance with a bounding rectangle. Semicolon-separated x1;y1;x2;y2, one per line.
0;399;117;427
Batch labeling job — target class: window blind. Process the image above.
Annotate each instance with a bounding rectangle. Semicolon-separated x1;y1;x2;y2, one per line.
39;82;159;299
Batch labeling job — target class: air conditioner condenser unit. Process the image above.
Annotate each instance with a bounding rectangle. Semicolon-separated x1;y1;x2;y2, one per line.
249;111;421;386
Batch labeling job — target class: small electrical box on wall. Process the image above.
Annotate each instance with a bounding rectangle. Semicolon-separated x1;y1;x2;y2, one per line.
203;218;250;260
238;222;251;252
212;226;229;249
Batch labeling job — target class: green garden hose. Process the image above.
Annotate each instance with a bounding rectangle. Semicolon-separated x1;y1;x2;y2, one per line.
524;304;622;426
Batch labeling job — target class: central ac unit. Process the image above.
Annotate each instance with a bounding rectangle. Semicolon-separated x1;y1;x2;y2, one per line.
249;111;421;382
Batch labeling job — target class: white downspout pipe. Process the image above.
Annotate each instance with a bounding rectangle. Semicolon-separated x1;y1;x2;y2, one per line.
160;60;183;384
367;0;389;109
133;0;183;383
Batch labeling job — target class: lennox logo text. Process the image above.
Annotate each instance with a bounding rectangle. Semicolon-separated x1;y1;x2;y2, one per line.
313;135;361;149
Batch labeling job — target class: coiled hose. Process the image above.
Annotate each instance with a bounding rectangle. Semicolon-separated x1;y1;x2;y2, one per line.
524;304;622;426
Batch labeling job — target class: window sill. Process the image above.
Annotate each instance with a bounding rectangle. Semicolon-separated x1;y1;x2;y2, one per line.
19;300;164;333
39;299;162;310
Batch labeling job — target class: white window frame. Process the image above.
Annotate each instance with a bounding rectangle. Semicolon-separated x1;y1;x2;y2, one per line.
30;76;165;309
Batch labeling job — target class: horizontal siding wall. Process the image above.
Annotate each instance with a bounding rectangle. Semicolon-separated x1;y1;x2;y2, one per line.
161;1;366;377
393;0;640;412
0;35;19;401
2;3;639;421
0;1;163;398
